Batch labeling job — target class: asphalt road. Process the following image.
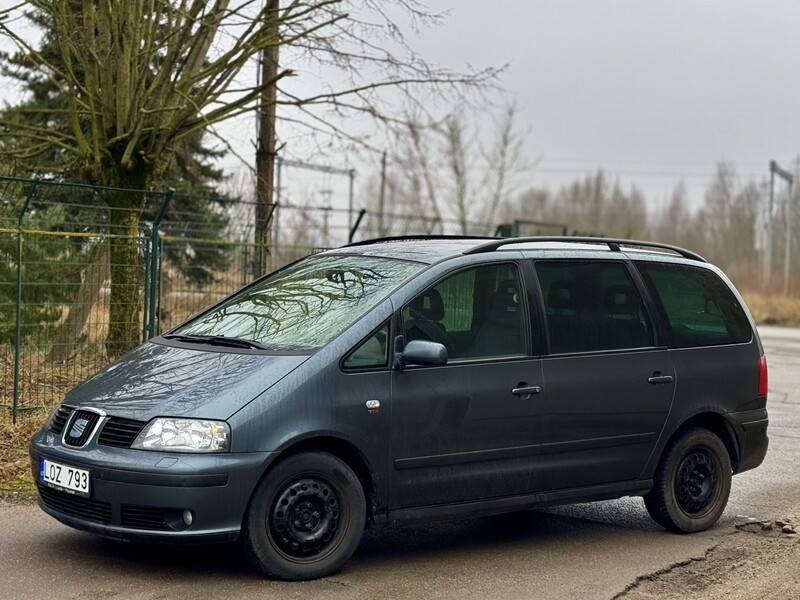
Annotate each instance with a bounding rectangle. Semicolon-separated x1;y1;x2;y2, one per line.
2;326;798;600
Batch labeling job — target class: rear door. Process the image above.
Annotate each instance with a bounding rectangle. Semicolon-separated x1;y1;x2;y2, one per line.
389;262;545;508
534;260;675;491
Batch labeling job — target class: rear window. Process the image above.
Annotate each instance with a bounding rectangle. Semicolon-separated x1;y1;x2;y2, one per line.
636;262;751;348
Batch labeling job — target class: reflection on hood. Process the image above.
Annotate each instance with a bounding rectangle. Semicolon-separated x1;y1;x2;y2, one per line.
63;340;309;421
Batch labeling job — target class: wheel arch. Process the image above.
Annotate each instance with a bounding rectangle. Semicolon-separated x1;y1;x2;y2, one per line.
666;412;740;471
256;435;378;527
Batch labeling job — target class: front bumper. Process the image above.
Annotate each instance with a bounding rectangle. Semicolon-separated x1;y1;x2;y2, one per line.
30;429;277;543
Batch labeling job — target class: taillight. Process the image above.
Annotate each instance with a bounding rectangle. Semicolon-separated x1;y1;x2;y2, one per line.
758;355;768;397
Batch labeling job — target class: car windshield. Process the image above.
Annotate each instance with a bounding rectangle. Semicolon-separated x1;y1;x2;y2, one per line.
174;255;422;351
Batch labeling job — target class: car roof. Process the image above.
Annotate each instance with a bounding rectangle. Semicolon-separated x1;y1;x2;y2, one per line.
326;236;706;265
326;237;494;264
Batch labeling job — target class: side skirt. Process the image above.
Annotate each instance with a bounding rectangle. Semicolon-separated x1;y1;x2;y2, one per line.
373;480;653;527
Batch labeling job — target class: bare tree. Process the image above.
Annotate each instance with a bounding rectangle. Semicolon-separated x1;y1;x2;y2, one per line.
691;163;763;285
503;170;650;238
364;102;526;235
650;182;692;245
478;102;525;234
0;0;496;354
444;115;470;233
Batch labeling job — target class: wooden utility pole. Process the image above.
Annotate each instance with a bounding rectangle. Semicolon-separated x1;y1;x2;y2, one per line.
255;0;280;276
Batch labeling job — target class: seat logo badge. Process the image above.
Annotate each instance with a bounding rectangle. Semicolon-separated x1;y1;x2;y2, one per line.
69;418;89;439
366;400;381;414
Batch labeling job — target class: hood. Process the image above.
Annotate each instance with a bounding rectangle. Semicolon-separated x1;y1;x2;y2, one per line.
62;339;310;421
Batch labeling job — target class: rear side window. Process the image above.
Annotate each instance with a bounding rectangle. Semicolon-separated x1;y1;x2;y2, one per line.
636;262;752;348
537;261;655;353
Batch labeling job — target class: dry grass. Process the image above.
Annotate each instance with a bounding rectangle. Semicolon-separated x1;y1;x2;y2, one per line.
1;349;104;412
742;291;800;327
1;351;102;488
0;413;45;490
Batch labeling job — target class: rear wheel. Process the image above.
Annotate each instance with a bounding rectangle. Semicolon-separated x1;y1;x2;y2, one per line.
242;451;366;580
644;428;732;533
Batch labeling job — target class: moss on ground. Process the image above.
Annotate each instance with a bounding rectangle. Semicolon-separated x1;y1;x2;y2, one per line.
0;473;35;492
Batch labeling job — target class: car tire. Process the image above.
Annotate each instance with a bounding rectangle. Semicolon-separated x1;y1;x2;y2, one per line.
644;428;732;533
242;451;366;580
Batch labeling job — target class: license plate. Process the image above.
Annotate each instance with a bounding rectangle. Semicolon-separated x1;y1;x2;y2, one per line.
39;458;90;497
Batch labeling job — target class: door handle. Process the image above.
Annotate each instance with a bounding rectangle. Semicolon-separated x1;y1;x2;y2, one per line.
648;373;674;385
512;385;542;396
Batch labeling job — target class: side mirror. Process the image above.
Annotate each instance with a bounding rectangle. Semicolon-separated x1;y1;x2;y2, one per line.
395;339;448;369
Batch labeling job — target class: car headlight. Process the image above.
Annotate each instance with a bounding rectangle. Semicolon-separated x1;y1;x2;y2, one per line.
131;418;230;453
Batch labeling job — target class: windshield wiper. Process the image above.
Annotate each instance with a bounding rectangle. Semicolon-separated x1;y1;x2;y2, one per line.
162;333;268;350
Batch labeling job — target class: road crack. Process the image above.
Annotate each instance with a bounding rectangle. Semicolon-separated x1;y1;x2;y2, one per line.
610;543;720;599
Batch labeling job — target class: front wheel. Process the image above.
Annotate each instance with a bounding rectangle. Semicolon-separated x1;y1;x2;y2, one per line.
242;451;366;580
644;428;732;533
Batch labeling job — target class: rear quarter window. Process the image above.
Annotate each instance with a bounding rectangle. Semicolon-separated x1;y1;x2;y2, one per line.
635;262;752;348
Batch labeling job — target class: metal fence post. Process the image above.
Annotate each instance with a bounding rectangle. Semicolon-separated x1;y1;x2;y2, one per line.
349;209;367;243
142;236;152;343
12;178;39;423
242;245;250;287
145;189;174;340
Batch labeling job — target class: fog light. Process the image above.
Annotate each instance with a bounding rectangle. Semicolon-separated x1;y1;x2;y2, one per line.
183;509;194;526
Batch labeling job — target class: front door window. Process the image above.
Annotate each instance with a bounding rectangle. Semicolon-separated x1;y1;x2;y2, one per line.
402;263;528;360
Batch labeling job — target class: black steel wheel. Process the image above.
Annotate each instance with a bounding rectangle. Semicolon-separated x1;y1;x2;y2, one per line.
269;477;342;561
644;428;732;533
675;447;718;515
243;451;366;580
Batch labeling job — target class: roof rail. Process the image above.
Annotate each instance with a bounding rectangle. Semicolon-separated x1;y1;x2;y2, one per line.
463;236;706;262
344;234;497;248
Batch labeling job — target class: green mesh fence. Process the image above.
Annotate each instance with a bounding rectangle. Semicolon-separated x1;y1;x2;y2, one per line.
1;177;167;421
2;176;509;422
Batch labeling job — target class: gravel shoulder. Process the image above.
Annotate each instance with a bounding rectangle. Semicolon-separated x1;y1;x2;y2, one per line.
618;515;800;600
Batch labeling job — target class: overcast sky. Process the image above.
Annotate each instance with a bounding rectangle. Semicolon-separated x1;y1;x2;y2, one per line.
412;0;800;205
2;1;798;215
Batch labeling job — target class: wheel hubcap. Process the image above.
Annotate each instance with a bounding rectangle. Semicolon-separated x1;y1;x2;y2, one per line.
675;448;718;515
270;478;341;560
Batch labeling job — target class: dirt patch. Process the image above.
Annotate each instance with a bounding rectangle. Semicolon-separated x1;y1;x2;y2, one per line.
0;489;38;506
619;519;800;599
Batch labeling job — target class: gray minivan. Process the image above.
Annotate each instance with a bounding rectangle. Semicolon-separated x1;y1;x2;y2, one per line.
30;237;769;580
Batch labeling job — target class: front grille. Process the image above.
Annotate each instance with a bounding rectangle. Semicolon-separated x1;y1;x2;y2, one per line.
37;484;112;525
47;405;75;435
98;417;147;448
121;505;172;531
63;410;101;447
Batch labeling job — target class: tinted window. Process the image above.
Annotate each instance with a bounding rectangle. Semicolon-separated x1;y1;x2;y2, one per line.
176;256;421;350
636;262;751;348
537;261;655;353
402;264;528;360
343;324;390;369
